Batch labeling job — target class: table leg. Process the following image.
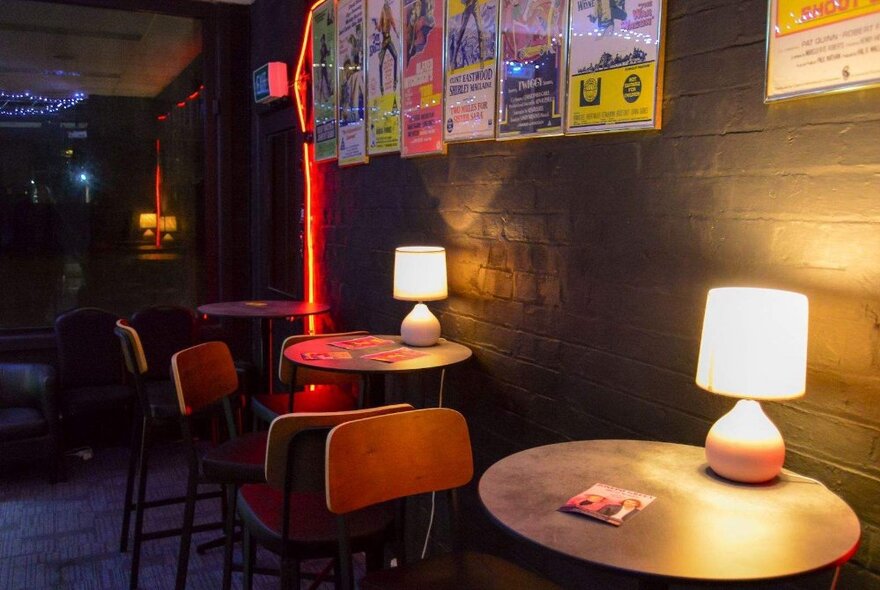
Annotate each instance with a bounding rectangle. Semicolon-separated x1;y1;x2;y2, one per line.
260;317;274;395
363;374;386;408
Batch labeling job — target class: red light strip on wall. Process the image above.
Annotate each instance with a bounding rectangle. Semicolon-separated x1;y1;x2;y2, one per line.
155;138;162;248
294;2;322;334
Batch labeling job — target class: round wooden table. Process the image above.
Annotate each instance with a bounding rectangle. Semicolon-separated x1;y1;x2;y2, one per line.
198;300;330;393
479;440;860;589
283;334;472;406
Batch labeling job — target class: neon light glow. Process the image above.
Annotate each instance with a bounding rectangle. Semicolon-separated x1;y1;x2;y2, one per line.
294;3;324;334
155;139;162;248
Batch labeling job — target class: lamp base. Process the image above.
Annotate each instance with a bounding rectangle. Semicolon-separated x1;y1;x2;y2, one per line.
400;303;440;347
705;399;785;483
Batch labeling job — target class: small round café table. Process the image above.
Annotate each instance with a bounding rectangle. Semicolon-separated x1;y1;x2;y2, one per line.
283;334;472;407
479;440;860;590
197;300;330;394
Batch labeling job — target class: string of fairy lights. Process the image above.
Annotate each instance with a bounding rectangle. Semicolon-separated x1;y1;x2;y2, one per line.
0;90;87;117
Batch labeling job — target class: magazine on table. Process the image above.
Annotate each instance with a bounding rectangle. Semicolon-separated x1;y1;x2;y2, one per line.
328;336;394;350
361;347;430;363
558;483;656;527
300;351;352;361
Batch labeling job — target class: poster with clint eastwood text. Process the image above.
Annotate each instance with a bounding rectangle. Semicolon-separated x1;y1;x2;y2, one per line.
337;0;369;166
401;0;446;156
366;0;403;153
312;0;338;162
766;0;880;101
565;0;665;134
444;0;499;142
497;0;568;139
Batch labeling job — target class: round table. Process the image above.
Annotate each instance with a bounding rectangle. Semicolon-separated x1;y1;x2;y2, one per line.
198;300;330;393
479;440;860;589
283;335;472;406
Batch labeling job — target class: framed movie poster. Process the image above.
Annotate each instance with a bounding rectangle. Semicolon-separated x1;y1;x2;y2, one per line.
366;0;403;154
401;0;446;157
337;0;369;166
496;0;568;139
444;0;499;142
565;0;666;135
766;0;880;101
312;0;338;162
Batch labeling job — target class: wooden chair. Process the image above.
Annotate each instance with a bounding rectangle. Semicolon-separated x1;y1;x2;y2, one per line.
171;341;269;590
115;320;213;590
326;408;562;590
250;331;368;427
236;404;413;589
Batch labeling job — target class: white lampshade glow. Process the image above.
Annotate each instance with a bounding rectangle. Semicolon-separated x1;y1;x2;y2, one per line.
696;287;809;483
393;247;447;347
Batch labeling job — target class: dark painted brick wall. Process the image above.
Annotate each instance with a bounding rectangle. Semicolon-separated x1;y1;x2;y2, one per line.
253;0;879;587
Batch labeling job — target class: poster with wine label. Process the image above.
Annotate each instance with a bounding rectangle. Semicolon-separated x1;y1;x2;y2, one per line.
337;0;369;166
444;0;498;142
312;0;338;162
366;0;403;153
401;0;446;157
497;0;568;139
565;0;666;134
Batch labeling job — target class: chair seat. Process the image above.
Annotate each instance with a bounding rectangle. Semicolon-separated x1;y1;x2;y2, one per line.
142;379;180;418
251;383;359;420
360;551;562;590
61;383;131;417
201;431;267;483
237;484;393;555
0;407;47;442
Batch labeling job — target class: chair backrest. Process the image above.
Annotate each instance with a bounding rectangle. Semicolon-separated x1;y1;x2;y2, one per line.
278;331;368;388
326;408;474;515
171;341;238;416
264;403;414;490
114;320;148;377
131;305;197;380
55;307;123;388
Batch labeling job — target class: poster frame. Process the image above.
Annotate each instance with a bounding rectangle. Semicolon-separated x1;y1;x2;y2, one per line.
336;0;370;167
312;0;339;162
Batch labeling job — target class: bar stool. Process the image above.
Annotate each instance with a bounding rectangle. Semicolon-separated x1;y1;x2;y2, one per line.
171;341;269;590
250;331;368;428
115;321;222;590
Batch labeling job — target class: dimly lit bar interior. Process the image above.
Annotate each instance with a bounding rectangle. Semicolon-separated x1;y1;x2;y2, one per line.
0;0;877;588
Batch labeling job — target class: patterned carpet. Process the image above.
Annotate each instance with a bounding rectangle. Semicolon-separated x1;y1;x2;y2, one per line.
0;441;355;589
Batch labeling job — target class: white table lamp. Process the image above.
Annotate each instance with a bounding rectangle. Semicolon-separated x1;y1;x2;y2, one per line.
695;287;808;483
394;246;447;346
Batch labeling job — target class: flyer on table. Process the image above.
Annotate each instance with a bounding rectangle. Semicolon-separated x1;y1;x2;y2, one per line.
366;0;403;154
401;0;446;157
336;0;369;166
766;0;880;101
444;0;499;142
565;0;665;134
312;0;338;162
497;0;568;139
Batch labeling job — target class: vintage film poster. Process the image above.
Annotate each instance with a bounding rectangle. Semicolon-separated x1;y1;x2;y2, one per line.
444;0;499;142
565;0;666;134
401;0;446;157
497;0;568;139
336;0;369;166
765;0;880;101
366;0;403;154
312;0;338;162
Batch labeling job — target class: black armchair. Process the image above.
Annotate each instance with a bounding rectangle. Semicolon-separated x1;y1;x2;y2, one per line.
0;363;64;481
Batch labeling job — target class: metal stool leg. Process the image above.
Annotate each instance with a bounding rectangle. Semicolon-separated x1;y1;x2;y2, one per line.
129;418;151;590
174;438;200;590
242;527;255;590
120;410;143;552
221;484;236;590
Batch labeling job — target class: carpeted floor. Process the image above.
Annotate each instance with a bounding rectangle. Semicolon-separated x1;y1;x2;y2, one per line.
0;442;356;589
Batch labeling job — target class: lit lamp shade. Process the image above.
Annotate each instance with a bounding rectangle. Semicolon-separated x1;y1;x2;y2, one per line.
393;247;447;346
139;213;158;237
696;287;808;483
159;216;177;232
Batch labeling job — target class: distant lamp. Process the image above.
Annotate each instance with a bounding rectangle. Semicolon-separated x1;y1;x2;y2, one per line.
139;213;157;238
696;287;808;483
393;246;447;347
160;216;177;241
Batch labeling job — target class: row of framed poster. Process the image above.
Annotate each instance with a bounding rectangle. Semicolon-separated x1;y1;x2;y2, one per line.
310;0;667;165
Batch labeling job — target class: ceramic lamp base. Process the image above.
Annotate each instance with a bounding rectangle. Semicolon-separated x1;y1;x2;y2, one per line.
400;303;440;347
705;399;785;483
